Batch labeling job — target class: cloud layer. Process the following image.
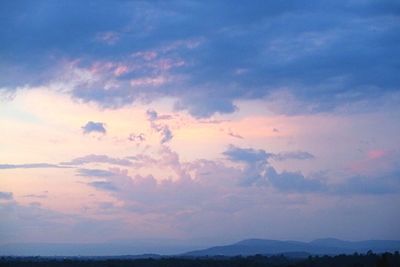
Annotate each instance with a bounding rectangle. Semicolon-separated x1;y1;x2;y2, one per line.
1;0;399;247
1;0;399;117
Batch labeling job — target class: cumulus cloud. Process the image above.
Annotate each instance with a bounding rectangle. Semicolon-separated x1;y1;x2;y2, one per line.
54;146;400;243
159;127;173;144
146;109;158;121
146;109;173;121
224;145;322;189
147;109;173;144
73;146;399;225
128;133;146;143
81;121;106;134
80;157;220;214
223;145;399;194
78;146;327;214
71;149;208;209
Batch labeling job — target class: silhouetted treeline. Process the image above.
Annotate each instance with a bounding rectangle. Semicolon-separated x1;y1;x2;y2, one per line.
1;251;399;267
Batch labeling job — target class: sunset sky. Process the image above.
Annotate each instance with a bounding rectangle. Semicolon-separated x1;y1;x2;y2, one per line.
0;0;399;253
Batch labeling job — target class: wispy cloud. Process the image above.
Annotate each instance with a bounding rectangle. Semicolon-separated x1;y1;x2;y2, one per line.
271;151;315;161
0;163;64;169
23;193;48;199
61;155;132;167
76;168;116;178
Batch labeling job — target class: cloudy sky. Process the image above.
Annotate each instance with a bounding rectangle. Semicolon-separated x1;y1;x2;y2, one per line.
1;0;399;252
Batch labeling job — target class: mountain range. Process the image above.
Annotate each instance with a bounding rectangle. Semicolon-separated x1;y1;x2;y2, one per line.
183;238;400;257
1;238;399;257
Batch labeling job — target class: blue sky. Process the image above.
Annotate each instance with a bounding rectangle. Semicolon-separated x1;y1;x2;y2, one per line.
0;0;399;254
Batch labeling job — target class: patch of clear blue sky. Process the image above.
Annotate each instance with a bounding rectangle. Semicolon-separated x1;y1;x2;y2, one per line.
0;102;42;125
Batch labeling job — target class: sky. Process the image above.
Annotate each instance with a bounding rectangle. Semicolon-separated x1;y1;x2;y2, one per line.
0;0;400;254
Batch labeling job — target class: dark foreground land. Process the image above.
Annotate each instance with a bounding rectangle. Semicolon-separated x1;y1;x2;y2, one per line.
1;252;399;267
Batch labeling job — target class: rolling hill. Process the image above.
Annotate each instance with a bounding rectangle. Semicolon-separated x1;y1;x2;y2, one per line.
184;238;400;257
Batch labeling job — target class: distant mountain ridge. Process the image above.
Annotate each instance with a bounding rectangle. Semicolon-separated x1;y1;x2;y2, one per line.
184;238;400;257
1;238;399;257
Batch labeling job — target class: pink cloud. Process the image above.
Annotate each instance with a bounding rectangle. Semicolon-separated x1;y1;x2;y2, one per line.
96;31;121;45
367;149;386;159
130;76;169;87
349;149;394;175
154;59;185;71
160;38;204;52
133;51;158;61
114;65;129;77
89;61;115;74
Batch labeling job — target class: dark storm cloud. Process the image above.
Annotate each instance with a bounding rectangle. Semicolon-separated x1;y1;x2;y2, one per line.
1;0;399;117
